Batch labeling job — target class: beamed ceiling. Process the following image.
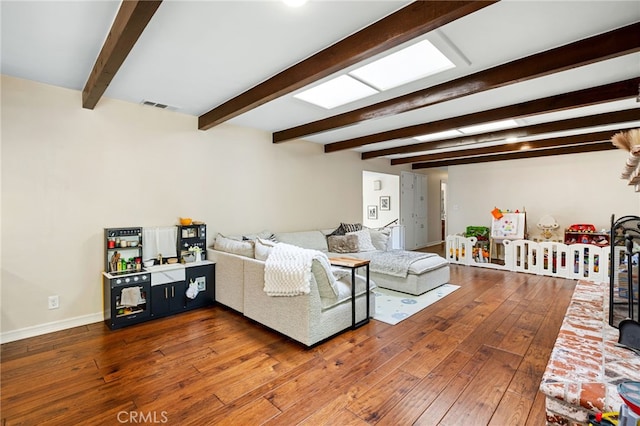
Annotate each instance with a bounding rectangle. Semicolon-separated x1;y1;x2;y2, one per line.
2;1;639;169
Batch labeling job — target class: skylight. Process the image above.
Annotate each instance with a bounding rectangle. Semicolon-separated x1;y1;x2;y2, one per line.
349;39;455;91
293;75;379;109
414;129;463;142
293;38;456;109
458;119;519;135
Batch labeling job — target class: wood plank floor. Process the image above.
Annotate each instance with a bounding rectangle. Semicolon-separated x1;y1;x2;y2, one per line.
1;260;576;425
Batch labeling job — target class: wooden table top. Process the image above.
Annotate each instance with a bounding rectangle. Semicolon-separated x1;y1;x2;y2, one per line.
328;257;370;268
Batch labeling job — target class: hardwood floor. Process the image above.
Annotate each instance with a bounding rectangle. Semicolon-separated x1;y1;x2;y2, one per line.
1;262;575;425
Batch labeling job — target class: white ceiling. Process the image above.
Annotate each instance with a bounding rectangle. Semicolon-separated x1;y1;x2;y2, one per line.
2;0;639;162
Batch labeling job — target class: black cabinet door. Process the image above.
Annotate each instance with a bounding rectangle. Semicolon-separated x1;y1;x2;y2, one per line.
151;284;170;317
152;282;187;317
169;281;187;312
185;264;215;310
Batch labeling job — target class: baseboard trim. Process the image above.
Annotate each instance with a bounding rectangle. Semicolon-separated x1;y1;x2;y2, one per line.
0;312;103;344
415;240;444;250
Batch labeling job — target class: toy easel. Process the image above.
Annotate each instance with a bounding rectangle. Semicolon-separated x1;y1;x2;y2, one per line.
489;208;527;262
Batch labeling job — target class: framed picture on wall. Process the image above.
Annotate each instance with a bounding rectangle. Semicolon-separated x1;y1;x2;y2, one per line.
367;205;378;220
380;196;390;211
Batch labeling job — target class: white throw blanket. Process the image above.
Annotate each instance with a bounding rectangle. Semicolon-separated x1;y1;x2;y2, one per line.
264;243;326;296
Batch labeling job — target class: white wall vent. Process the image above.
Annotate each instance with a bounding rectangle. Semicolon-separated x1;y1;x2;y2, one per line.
140;100;176;110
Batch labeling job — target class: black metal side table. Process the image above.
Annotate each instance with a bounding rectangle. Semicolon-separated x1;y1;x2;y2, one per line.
328;257;370;329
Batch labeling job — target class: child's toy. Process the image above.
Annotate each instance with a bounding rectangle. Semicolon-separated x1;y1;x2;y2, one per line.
465;226;490;241
536;215;560;240
568;224;596;232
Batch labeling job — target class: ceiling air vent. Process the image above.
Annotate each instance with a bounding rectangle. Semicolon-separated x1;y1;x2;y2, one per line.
141;100;176;110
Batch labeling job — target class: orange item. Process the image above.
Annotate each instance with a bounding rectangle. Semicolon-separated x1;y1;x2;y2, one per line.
491;208;503;220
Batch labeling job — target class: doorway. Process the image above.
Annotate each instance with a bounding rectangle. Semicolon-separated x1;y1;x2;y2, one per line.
441;180;447;240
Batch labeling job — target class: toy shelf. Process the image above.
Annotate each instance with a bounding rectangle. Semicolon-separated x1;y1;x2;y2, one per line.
563;230;609;246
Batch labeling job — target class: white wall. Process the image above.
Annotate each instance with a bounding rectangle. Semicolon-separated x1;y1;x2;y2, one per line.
362;171;399;228
447;152;640;236
0;75;410;340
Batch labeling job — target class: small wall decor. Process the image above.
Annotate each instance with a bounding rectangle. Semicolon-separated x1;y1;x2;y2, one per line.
380;196;390;211
367;205;378;220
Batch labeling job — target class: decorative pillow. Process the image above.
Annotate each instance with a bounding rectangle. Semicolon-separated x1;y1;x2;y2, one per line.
242;230;277;242
254;238;277;261
327;235;359;253
369;227;391;251
347;229;377;252
329;222;363;236
213;234;255;258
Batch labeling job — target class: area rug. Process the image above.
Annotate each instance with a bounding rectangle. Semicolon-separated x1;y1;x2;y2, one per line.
373;284;460;325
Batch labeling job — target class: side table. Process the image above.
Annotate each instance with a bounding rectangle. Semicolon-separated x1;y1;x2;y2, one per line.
328;257;370;329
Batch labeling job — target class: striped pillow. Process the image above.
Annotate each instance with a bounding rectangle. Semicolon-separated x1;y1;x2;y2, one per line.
328;222;363;236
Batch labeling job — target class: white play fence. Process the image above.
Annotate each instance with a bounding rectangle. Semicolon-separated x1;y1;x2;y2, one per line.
445;235;617;283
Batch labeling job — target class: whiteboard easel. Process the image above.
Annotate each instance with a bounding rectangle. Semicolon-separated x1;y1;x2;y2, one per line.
491;212;526;239
490;212;526;262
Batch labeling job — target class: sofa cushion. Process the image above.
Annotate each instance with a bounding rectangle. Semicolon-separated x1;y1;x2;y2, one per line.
274;230;328;252
214;234;255;258
368;227;391;251
347;229;377;252
408;255;450;274
311;258;340;299
327;234;359;253
255;237;277;261
321;275;376;310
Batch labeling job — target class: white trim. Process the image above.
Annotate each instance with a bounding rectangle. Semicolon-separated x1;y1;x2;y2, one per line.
0;312;103;344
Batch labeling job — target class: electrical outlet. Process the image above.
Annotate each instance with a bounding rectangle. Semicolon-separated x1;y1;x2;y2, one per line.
48;295;59;310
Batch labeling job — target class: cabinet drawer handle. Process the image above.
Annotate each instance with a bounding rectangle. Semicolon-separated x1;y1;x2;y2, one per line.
165;287;168;299
171;286;175;298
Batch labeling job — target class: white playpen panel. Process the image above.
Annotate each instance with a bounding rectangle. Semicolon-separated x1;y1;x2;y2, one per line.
445;235;608;282
445;235;475;264
537;242;571;278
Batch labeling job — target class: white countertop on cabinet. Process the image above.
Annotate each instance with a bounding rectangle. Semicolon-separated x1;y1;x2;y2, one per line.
102;260;214;279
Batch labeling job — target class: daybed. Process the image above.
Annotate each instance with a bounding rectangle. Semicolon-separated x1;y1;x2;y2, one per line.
272;226;450;296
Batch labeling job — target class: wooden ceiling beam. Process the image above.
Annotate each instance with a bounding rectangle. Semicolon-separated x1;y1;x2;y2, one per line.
274;22;640;144
82;0;162;110
352;78;639;157
412;141;616;169
198;1;496;130
396;130;619;164
385;109;640;163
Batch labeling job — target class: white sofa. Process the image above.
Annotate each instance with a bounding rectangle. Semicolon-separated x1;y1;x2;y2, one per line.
207;234;374;347
207;226;449;346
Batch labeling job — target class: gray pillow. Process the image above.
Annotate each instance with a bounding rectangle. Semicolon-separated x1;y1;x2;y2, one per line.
327;235;359;253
